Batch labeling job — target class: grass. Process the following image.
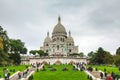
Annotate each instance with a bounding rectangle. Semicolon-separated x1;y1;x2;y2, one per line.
87;65;120;75
33;64;88;80
0;65;30;78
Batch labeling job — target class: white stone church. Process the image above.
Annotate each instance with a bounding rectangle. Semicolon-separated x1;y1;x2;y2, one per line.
21;17;87;65
40;16;78;56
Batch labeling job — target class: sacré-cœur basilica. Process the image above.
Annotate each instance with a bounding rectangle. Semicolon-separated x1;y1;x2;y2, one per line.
40;16;78;56
21;16;87;65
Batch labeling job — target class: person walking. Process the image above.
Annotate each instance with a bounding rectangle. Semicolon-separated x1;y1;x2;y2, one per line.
100;72;103;79
109;75;113;80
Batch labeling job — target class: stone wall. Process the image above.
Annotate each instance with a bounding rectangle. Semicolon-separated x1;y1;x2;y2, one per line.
21;57;87;65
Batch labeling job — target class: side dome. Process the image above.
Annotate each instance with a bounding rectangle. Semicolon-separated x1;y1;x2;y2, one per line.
52;16;67;37
67;36;74;42
44;36;51;43
67;31;74;42
44;32;51;43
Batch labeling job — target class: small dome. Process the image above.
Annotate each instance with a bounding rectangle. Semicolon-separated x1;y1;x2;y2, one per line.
44;36;51;42
67;36;74;42
44;32;51;43
67;31;74;42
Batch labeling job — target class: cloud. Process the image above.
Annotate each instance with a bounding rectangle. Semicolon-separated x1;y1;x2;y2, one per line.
0;0;120;55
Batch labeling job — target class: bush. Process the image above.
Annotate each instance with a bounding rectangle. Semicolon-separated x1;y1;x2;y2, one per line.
0;75;1;78
50;68;57;71
72;68;78;71
26;65;28;68
62;68;68;71
28;75;33;80
47;65;52;68
89;76;93;80
87;75;90;79
13;69;15;72
10;69;12;72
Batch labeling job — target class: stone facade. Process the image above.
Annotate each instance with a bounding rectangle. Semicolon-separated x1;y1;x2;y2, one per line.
21;56;87;65
40;16;78;56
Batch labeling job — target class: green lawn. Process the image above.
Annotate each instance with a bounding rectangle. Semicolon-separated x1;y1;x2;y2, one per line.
33;65;88;80
0;65;29;78
87;65;120;75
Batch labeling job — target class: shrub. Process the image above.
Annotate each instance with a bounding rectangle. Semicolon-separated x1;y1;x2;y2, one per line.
72;68;78;71
13;69;15;72
28;75;33;80
87;75;90;79
89;76;93;80
62;68;68;71
40;67;46;71
47;65;52;68
10;69;12;72
50;68;57;71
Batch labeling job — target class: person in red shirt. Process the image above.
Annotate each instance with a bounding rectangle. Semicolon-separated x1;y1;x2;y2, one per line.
109;75;113;80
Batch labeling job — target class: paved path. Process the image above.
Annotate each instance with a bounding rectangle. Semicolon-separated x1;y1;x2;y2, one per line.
90;71;106;80
74;65;103;80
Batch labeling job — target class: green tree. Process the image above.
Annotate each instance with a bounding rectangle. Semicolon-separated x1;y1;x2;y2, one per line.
0;26;9;66
89;47;113;65
9;39;27;65
9;39;25;54
116;47;120;55
87;51;94;58
29;50;37;55
79;52;84;57
0;26;10;53
113;55;120;66
9;53;21;65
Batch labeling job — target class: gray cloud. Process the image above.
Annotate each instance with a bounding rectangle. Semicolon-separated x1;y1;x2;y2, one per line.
0;0;120;55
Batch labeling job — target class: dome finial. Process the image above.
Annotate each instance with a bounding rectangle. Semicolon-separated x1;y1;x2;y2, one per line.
69;30;71;36
58;16;61;23
47;31;49;36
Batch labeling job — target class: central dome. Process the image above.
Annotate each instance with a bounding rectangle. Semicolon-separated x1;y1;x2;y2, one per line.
52;16;67;37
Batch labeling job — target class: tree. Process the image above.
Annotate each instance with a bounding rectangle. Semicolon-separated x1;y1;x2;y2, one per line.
0;26;27;65
113;55;120;66
89;47;113;65
29;50;37;55
87;51;94;58
103;51;113;64
79;52;84;57
0;26;10;53
9;53;21;65
9;39;27;65
114;58;120;67
29;50;48;56
0;26;9;66
116;47;120;55
9;39;26;54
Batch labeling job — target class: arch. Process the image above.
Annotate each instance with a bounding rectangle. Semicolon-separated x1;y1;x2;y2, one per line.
68;60;75;65
42;61;48;65
54;60;62;65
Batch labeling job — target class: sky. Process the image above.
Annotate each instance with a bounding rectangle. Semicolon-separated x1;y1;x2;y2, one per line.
0;0;120;55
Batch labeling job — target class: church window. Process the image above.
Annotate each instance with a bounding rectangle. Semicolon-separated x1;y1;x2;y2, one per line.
63;38;64;42
57;37;59;40
61;44;63;47
57;45;59;50
46;50;48;53
61;38;62;41
69;43;71;46
46;44;49;46
69;49;71;52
